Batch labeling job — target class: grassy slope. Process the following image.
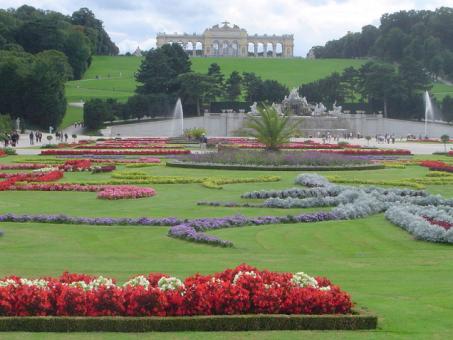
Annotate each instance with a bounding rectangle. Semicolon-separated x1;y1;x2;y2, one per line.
0;156;452;338
64;56;367;104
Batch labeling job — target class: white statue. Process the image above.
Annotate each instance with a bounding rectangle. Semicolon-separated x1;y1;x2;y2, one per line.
331;101;342;115
250;102;258;114
313;103;327;116
15;117;20;131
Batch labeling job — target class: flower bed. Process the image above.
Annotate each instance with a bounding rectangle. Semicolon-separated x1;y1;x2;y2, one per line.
0;149;6;157
420;160;453;173
7;183;156;200
320;149;412;156
41;149;190;156
0;265;353;317
176;150;374;168
0;164;49;170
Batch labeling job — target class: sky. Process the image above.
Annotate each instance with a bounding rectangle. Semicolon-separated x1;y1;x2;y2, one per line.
1;0;453;56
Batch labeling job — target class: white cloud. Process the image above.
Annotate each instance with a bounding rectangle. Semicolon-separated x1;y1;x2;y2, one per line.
1;0;451;55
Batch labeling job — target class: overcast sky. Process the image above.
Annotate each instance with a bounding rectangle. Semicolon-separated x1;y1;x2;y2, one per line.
2;0;453;56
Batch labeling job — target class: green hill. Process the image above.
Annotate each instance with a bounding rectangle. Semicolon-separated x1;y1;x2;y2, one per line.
63;55;453;128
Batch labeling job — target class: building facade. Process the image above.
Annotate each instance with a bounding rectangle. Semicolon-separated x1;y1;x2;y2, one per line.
156;22;294;57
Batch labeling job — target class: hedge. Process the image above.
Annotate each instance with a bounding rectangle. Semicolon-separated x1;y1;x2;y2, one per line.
0;310;377;332
166;160;385;171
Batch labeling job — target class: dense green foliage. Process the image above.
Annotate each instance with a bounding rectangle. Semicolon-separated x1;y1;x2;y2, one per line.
0;314;377;332
0;5;118;79
311;8;453;80
299;59;431;120
0;50;69;128
246;105;300;150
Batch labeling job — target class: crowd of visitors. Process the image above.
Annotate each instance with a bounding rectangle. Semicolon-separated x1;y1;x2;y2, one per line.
2;131;20;147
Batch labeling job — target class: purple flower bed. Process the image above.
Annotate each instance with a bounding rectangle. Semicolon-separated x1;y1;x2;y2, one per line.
177;150;372;167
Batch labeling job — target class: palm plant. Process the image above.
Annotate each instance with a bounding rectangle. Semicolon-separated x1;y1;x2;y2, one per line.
246;105;301;151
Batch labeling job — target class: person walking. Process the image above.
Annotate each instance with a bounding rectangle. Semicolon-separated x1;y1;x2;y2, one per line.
29;131;34;145
64;133;68;143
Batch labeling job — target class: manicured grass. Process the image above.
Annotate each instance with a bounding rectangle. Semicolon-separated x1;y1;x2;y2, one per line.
0;155;452;338
59;105;83;129
63;56;366;103
432;82;453;101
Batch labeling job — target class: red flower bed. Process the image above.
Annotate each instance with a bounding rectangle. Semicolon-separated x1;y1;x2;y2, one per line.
449;151;453;156
420;160;453;173
0;164;48;170
0;265;353;316
423;216;453;230
41;149;190;156
0;171;64;191
59;159;92;172
320;149;412;155
0;150;6;157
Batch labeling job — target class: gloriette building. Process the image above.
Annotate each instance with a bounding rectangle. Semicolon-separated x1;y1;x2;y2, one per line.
156;22;294;57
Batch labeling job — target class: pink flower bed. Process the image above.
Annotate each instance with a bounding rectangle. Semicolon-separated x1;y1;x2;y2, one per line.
97;186;156;200
41;149;189;156
9;183;156;200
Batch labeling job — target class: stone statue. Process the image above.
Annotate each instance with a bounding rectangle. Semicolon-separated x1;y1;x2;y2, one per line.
331;101;342;115
313;103;327;116
15;117;20;131
281;88;311;115
250;102;258;114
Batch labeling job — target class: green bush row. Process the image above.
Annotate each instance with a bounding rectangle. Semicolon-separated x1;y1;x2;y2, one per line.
0;312;377;332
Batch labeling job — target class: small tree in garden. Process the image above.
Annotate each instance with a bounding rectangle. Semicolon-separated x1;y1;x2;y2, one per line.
366;136;372;145
440;134;450;152
246;105;301;151
46;135;53;143
72;134;77;143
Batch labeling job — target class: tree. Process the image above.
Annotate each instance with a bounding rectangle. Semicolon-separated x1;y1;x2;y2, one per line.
442;95;453;122
242;72;289;103
206;63;225;100
246;105;301;151
225;71;242;100
398;57;431;99
83;98;107;130
178;73;216;115
358;62;399;117
136;44;191;95
440;134;450;152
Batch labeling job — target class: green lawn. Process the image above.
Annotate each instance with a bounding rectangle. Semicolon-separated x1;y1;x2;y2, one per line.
59;105;83;129
0;155;452;338
64;56;368;103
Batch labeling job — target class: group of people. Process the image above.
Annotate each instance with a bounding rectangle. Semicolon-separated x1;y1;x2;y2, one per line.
2;131;20;147
376;134;396;144
55;131;69;143
28;131;43;145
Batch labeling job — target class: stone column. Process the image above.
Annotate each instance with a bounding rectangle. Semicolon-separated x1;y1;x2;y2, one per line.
272;43;276;57
254;43;258;57
263;43;267;57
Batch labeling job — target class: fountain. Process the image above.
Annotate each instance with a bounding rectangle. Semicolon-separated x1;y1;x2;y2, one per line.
170;98;184;137
424;91;433;137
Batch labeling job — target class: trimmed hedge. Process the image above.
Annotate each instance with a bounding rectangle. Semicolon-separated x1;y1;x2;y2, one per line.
0;310;377;332
166;160;385;171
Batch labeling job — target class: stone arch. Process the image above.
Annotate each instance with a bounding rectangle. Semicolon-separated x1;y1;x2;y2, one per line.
231;40;239;56
257;42;264;56
195;41;203;56
266;42;273;57
212;40;220;56
247;42;256;56
275;42;283;56
222;40;230;56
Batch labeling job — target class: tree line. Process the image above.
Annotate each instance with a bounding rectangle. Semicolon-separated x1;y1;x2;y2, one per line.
0;5;118;129
310;8;453;81
84;44;289;129
299;59;453;122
